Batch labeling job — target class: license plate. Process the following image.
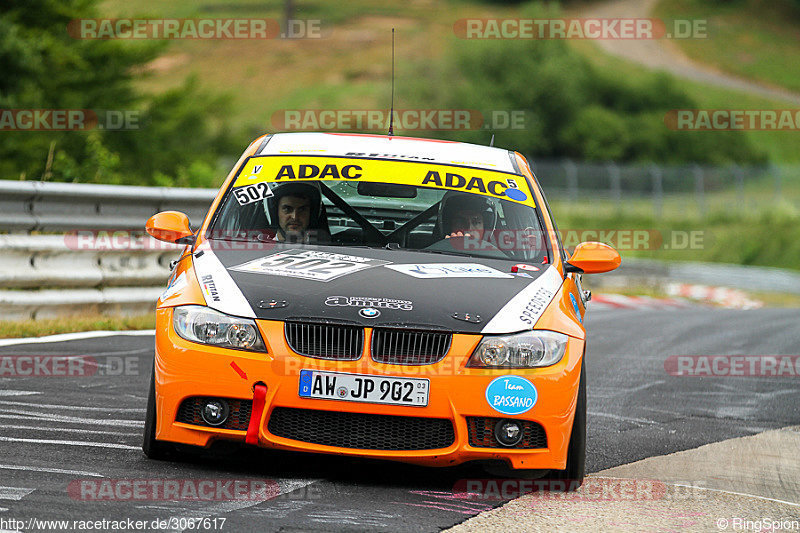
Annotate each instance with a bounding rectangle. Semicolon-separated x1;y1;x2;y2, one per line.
298;370;429;407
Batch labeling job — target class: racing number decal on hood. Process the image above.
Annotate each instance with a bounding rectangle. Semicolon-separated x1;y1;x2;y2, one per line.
229;250;390;282
481;266;563;334
192;245;256;318
232;156;534;206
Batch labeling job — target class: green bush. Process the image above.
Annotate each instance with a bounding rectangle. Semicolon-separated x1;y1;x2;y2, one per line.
406;2;766;165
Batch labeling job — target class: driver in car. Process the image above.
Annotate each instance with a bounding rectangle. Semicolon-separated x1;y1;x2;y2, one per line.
268;182;330;243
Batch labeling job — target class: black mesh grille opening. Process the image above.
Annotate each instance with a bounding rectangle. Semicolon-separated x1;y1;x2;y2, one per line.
466;416;547;449
175;397;252;431
285;322;364;360
268;407;455;450
371;329;452;365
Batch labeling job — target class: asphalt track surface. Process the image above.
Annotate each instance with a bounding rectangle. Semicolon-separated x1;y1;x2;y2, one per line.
0;307;798;532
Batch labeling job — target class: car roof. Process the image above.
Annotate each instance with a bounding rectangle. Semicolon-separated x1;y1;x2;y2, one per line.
258;132;520;174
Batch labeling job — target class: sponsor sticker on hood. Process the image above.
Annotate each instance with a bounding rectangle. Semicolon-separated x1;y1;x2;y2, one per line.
325;296;413;311
481;266;562;333
192;246;256;318
385;263;513;279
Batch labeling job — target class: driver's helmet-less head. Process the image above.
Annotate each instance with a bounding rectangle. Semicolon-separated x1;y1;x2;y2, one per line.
266;182;329;239
437;191;498;237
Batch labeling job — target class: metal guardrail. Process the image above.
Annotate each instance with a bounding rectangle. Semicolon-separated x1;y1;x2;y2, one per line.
0;233;183;320
0;179;213;319
0;180;216;232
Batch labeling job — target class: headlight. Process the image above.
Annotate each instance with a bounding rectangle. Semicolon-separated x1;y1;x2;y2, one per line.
467;330;567;368
173;305;266;352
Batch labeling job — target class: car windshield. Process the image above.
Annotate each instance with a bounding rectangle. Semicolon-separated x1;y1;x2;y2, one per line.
209;156;549;261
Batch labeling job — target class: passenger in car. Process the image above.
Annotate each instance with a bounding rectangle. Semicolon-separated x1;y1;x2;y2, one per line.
439;192;496;241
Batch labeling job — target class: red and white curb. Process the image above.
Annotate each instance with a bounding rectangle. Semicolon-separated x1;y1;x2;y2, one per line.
590;284;764;311
590;294;692;310
665;283;763;310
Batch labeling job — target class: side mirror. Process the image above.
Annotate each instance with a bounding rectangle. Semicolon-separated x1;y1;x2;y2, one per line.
564;242;621;274
146;211;195;244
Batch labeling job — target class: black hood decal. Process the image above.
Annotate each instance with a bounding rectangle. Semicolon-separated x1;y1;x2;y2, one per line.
211;243;561;334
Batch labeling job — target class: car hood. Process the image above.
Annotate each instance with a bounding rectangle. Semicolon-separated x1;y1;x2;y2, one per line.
191;242;563;334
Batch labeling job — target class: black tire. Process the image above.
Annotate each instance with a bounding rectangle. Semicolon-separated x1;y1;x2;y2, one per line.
142;364;173;460
548;360;586;490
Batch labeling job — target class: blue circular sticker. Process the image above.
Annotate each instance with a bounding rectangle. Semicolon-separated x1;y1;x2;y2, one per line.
485;375;538;415
504;188;528;202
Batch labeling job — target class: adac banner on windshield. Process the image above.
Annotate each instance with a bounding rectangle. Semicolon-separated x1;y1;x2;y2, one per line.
232;155;535;206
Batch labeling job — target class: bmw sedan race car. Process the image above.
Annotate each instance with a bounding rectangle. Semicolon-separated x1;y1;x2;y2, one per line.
143;132;620;483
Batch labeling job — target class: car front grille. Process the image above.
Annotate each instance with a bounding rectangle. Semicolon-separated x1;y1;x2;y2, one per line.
285;322;364;360
371;329;452;365
267;407;455;450
175;397;252;431
466;416;548;449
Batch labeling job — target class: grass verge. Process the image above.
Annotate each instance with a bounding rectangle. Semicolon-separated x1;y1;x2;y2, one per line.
654;0;800;94
553;206;800;272
0;313;155;339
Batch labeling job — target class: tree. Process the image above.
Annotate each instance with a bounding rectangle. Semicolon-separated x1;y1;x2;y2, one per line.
0;0;235;185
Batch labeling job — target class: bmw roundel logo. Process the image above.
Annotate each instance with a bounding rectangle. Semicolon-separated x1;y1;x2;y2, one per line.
359;307;380;319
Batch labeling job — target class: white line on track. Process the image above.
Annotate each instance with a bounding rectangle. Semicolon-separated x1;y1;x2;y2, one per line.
672;483;800;507
0;423;138;437
0;436;139;450
169;479;319;533
0;401;142;413
0;464;103;478
599;476;800;508
0;487;34;501
0;391;40;397
0;330;155;347
588;411;659;425
0;410;143;428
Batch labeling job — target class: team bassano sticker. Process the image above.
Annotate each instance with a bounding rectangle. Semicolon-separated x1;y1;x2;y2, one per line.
485;375;538;415
229;250;389;282
385;263;513;279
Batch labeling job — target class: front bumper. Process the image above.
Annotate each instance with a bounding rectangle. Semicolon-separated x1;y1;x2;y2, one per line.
153;308;584;470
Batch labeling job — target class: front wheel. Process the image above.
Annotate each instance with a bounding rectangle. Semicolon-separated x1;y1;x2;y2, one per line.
547;360;586;489
142;363;173;460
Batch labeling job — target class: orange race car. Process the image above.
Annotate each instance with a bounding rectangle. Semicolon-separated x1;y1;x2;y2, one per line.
142;132;620;484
